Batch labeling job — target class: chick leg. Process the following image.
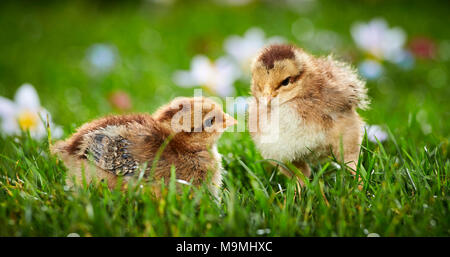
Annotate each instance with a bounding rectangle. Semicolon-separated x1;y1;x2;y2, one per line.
277;160;311;187
292;160;311;187
343;151;363;190
333;123;363;189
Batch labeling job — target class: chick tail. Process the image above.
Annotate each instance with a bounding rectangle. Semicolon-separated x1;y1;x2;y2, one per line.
329;56;370;110
354;81;370;111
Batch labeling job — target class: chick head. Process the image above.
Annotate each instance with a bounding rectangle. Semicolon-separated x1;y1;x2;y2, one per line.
251;44;312;106
154;97;237;147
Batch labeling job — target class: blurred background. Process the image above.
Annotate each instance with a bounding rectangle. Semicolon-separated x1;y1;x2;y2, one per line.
0;0;449;143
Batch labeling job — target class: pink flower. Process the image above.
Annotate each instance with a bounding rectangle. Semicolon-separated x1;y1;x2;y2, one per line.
409;37;436;59
109;91;132;112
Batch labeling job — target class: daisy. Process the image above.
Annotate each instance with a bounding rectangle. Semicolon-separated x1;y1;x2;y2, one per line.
0;84;62;140
173;55;240;97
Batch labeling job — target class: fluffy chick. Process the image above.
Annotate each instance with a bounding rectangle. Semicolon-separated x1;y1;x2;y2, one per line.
51;97;237;197
249;44;369;186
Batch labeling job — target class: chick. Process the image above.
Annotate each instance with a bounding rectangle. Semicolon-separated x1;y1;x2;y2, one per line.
249;44;369;187
51;97;237;197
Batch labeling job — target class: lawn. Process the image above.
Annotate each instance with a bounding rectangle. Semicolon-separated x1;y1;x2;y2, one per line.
0;0;449;236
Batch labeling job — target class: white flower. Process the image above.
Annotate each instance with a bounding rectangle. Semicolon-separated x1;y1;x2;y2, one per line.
359;60;384;80
85;43;117;74
364;124;388;143
0;84;63;140
351;18;406;62
173;55;240;97
224;27;285;76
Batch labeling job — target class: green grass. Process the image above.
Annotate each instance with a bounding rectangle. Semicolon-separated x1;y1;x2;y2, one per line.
0;0;449;236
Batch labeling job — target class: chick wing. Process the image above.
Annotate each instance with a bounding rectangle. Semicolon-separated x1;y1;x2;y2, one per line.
83;131;139;176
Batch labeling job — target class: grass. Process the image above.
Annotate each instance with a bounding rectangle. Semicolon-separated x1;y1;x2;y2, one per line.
0;0;449;236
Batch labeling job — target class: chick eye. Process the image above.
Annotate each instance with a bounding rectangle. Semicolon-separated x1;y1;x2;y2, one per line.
204;117;215;128
281;77;291;86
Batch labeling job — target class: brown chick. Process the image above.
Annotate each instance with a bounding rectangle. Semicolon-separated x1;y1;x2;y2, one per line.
248;44;369;187
51;97;237;198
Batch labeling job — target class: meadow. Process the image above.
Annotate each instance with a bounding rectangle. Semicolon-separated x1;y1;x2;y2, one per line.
0;0;449;236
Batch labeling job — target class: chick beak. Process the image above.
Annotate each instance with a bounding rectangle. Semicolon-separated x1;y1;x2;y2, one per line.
224;114;238;128
259;95;273;107
262;88;274;104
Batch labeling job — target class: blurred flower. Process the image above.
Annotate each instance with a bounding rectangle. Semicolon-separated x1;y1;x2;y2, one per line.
351;18;406;62
391;50;415;70
359;60;383;79
109;91;132;112
0;84;62;139
85;43;117;74
173;55;240;97
351;18;413;79
409;36;436;59
364;125;388;143
224;27;285;77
